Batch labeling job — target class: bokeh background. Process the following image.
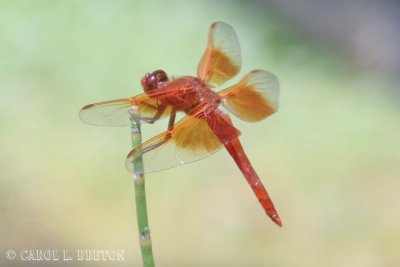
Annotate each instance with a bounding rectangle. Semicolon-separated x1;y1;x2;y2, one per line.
1;0;399;266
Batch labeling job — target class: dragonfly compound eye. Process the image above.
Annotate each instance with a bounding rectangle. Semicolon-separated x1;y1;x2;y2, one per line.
141;70;169;93
141;73;157;92
153;70;169;83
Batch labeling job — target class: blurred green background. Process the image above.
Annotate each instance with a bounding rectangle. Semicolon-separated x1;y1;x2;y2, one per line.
1;0;399;266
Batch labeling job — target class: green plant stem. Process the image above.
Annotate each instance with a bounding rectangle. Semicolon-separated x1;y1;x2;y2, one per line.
129;107;156;267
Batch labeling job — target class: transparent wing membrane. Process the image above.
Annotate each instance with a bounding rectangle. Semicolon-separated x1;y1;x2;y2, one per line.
79;93;172;126
197;22;242;87
126;109;240;174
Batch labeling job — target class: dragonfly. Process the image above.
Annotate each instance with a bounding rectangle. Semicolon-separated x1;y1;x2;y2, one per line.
79;22;281;226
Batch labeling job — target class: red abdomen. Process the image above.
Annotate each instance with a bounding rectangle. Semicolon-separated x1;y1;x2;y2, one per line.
224;138;282;227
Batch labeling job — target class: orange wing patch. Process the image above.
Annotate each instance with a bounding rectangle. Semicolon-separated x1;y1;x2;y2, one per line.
174;117;221;153
125;114;223;174
219;70;280;122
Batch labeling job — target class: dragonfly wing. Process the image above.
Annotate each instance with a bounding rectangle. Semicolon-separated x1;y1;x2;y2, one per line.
197;22;242;87
219;70;280;122
79;93;172;126
125;109;241;174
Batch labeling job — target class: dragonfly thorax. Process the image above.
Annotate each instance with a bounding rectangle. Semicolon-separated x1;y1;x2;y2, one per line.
163;76;221;114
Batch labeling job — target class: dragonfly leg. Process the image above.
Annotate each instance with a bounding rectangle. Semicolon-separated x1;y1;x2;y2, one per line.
141;104;168;124
126;108;178;173
167;108;177;132
141;108;177;155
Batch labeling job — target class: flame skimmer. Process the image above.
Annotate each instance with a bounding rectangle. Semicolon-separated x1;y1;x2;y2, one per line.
80;22;281;226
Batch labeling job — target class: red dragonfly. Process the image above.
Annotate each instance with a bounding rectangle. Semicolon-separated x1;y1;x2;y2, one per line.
80;22;281;226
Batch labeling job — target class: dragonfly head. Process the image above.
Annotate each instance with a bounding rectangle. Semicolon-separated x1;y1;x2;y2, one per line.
141;70;169;93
